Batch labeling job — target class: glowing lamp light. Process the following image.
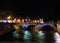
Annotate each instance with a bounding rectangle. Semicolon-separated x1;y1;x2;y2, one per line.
8;20;12;23
13;18;17;23
37;20;40;23
17;19;21;23
3;20;8;23
28;19;31;21
22;19;24;23
33;20;35;23
0;20;3;22
35;20;37;23
40;19;44;23
25;19;27;21
7;16;12;20
17;19;20;22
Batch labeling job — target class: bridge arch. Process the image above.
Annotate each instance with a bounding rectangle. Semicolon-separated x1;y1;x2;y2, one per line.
41;24;55;31
21;23;34;30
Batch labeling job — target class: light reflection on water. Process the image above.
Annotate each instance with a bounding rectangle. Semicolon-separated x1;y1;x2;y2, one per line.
23;31;60;43
23;30;32;42
54;32;60;43
2;30;60;43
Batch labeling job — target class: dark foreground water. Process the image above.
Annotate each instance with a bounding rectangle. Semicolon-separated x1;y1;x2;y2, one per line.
0;31;60;43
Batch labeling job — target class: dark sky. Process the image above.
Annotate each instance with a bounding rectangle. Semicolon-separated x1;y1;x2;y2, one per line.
0;0;60;19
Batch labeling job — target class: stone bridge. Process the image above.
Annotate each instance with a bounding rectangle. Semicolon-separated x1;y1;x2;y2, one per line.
21;23;57;31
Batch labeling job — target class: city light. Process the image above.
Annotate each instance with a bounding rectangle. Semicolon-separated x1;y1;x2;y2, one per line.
0;20;3;22
8;20;12;23
17;19;21;23
22;19;24;23
37;20;39;23
28;19;31;21
25;19;28;21
3;20;8;23
35;20;37;23
33;20;35;23
13;18;17;23
40;19;44;23
0;18;45;24
7;16;12;20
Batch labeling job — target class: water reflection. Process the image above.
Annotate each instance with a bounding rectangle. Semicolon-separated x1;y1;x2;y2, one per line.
37;31;45;43
23;30;60;43
54;32;60;43
38;31;45;39
23;30;32;42
1;30;60;43
0;23;59;43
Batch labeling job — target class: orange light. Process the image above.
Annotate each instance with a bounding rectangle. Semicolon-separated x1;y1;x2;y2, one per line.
7;16;12;20
17;19;20;22
37;20;39;23
33;20;35;23
13;18;17;23
22;19;24;23
0;20;3;22
35;20;37;23
17;19;21;23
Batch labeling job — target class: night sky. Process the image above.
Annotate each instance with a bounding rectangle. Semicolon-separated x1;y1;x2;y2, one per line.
0;0;60;20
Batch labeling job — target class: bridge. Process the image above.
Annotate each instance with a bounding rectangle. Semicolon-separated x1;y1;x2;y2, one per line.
0;19;56;31
20;23;57;31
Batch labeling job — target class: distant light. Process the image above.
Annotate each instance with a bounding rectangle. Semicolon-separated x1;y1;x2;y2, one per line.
14;18;16;21
0;20;3;22
17;19;20;22
37;20;39;23
8;20;12;23
17;19;21;23
3;20;8;23
7;16;12;20
13;18;17;23
28;19;31;21
35;20;37;23
22;19;24;23
33;20;35;23
25;19;27;21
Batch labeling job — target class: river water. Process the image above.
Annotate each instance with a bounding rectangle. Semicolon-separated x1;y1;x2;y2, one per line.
0;30;60;43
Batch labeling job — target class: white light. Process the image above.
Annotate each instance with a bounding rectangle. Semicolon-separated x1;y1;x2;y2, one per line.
8;20;12;23
3;20;8;23
25;19;27;21
23;31;32;40
54;32;60;43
